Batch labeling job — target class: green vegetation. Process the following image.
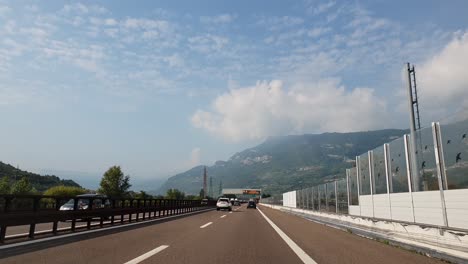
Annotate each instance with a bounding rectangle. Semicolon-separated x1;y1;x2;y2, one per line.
165;188;185;199
11;177;36;194
0;176;10;194
43;185;87;197
98;166;131;197
159;129;408;195
0;161;81;193
0;176;38;195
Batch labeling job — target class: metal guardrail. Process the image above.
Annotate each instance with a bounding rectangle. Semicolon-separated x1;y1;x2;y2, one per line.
0;194;216;243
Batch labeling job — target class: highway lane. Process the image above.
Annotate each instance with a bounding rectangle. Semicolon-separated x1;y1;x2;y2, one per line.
151;205;302;264
0;204;445;264
257;205;443;264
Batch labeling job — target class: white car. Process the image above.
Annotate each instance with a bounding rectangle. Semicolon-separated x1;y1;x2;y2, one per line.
216;198;232;211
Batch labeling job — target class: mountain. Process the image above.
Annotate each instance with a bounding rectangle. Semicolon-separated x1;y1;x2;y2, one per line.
159;129;408;195
0;161;81;192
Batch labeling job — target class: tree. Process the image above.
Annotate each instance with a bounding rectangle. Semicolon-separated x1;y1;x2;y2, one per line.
0;176;10;194
44;185;86;197
11;177;33;194
166;188;185;200
98;166;131;197
199;188;205;198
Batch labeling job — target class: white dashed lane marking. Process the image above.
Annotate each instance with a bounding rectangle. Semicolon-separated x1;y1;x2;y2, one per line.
123;245;169;264
200;222;213;228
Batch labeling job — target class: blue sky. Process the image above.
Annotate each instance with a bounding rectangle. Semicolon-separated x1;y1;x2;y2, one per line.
1;0;468;189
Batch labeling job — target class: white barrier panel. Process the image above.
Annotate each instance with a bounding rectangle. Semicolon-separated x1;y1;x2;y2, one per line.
444;189;468;230
373;194;391;219
390;193;413;222
348;205;360;216
412;191;444;226
359;195;373;217
282;191;297;208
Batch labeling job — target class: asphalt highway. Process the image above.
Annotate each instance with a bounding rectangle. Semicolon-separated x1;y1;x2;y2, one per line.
0;205;444;264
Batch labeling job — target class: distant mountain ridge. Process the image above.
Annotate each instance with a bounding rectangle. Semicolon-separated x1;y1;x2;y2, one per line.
159;129;408;195
0;161;81;192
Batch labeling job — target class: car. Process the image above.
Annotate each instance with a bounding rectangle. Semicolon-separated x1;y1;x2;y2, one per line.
201;198;209;205
216;198;232;211
60;194;110;211
247;201;256;209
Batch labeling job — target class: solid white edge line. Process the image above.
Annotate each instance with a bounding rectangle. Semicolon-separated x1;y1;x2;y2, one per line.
200;222;212;228
0;208;214;250
124;245;169;264
220;215;227;218
257;208;317;264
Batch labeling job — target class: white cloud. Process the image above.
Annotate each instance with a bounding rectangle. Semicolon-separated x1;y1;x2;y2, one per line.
308;1;336;15
61;3;107;15
257;16;304;31
188;34;229;53
0;5;11;17
189;148;201;167
308;27;331;38
418;32;468;120
200;14;236;24
104;18;117;26
163;54;184;68
191;79;389;142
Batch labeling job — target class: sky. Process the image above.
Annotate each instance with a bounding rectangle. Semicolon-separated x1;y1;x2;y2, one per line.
1;0;468;189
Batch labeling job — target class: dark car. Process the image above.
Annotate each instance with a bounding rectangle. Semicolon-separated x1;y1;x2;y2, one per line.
247;201;256;209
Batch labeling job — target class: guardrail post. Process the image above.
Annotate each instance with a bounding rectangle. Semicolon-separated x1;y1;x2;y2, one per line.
335;181;338;214
0;197;8;242
129;199;133;222
111;199;116;225
71;198;78;232
141;199;145;219
0;225;6;243
404;134;416;223
369;150;375;218
99;198;104;227
136;199;141;221
121;200;125;224
53;197;60;234
87;198;93;229
433;122;449;227
28;197;40;238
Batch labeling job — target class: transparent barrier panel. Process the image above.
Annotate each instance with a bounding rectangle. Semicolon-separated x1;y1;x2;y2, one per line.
296;190;300;208
337;179;348;214
319;184;327;211
306;188;313;210
349;168;359;205
313;186;319;210
327;182;336;213
359;153;371;195
414;126;439;191
388;137;409;193
296;189;302;208
440;119;468;189
373;146;387;194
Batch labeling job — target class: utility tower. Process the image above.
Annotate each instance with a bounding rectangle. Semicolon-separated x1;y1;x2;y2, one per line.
203;166;207;198
218;180;222;197
405;62;422;191
209;177;213;198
